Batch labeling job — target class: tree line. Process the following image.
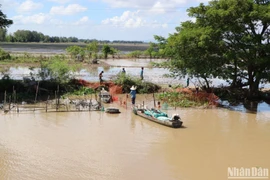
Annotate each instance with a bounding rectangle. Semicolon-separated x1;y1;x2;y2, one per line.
0;28;145;44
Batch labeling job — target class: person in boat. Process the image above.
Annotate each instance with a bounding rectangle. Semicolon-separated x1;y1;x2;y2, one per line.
99;71;104;84
157;101;161;109
130;85;137;106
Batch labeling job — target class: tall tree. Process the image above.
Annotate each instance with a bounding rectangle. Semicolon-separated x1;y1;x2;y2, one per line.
162;0;270;97
0;28;7;41
85;41;99;59
0;5;13;28
102;44;111;59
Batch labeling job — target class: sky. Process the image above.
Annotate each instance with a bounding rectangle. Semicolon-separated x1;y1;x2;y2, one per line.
1;0;209;41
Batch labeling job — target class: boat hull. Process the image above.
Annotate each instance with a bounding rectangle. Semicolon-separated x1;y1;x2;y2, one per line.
105;107;121;114
133;108;183;128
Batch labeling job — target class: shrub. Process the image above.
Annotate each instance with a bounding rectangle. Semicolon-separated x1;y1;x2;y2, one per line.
0;48;11;60
113;73;161;93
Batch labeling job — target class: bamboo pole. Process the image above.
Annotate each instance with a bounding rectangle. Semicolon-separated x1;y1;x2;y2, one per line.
46;95;49;112
8;95;11;111
55;91;57;111
35;81;39;104
153;93;156;108
4;91;6;106
13;86;16;103
89;93;92;111
126;94;128;109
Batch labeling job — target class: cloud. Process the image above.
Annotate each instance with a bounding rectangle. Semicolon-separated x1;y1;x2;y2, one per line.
12;13;50;24
50;4;87;15
74;16;90;25
1;0;19;11
102;0;187;8
47;0;72;4
101;10;168;29
197;0;209;3
102;11;145;28
17;0;43;14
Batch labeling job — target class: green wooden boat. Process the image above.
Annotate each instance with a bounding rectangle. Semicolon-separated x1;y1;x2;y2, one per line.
133;107;183;128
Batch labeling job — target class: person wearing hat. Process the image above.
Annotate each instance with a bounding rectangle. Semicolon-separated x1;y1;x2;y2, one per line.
130;85;137;106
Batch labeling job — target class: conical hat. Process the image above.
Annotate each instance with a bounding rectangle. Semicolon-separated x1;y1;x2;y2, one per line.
130;85;137;90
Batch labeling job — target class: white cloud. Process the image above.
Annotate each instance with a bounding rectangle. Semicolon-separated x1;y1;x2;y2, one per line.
102;10;168;29
149;1;185;14
12;13;50;24
47;0;72;4
17;0;43;14
1;0;19;11
102;11;145;28
74;16;89;25
197;0;209;3
102;0;187;8
50;4;87;15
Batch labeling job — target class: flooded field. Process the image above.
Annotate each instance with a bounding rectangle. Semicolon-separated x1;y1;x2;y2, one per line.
1;63;185;85
0;98;270;180
0;42;149;54
1;59;232;87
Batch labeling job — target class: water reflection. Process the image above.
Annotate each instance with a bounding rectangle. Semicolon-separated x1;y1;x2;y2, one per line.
220;100;270;113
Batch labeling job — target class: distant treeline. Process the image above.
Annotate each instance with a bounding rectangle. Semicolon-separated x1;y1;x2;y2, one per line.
0;29;145;44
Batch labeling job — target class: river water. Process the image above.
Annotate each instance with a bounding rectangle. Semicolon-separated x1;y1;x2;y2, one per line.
0;97;270;180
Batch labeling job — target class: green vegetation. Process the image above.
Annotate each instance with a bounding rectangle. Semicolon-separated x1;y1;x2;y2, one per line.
66;45;85;60
63;86;95;97
0;5;13;29
154;0;270;99
39;55;78;83
157;91;208;108
85;41;99;59
0;48;11;60
113;73;161;93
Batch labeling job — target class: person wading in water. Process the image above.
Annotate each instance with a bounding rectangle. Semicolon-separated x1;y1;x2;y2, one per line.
130;85;137;107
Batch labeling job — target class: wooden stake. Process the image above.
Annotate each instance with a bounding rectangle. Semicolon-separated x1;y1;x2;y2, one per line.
153;93;156;108
35;81;39;104
4;91;6;105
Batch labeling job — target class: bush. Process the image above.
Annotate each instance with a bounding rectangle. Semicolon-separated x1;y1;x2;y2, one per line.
113;73;161;93
0;48;11;60
39;55;76;83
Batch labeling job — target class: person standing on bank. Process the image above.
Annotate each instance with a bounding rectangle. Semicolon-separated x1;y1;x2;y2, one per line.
99;71;104;84
130;85;137;106
122;68;126;74
140;67;144;80
186;77;190;87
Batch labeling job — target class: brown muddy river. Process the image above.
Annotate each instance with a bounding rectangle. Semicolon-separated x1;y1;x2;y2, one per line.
0;95;270;180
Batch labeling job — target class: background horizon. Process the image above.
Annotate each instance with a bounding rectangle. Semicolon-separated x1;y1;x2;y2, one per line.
1;0;209;42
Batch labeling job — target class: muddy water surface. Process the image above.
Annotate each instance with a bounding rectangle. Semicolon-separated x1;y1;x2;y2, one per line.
0;97;270;180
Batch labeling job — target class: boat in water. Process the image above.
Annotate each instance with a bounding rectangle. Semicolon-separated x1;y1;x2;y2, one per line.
133;107;183;128
99;88;112;103
105;107;121;114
